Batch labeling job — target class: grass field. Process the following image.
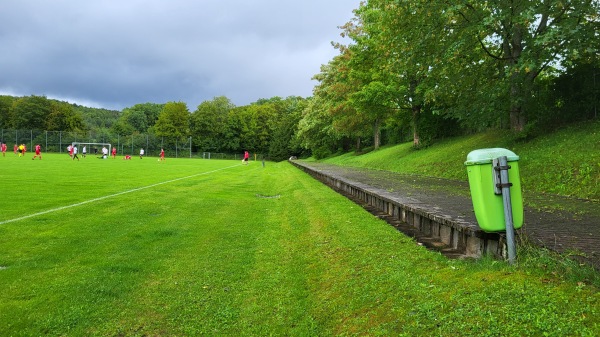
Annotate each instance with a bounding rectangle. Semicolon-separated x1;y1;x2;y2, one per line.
0;153;598;336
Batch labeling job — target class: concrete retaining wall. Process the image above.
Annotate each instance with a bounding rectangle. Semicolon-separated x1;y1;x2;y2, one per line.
291;161;508;258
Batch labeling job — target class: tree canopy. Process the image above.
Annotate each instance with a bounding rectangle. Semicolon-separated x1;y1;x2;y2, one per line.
153;102;190;142
301;0;599;152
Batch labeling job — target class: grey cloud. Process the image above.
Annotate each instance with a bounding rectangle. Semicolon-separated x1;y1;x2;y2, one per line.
0;0;359;110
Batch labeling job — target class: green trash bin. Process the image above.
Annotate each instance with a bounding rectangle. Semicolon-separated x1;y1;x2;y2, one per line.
465;148;523;232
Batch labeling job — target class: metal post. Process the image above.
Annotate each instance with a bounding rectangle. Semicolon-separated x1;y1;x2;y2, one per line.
497;156;517;264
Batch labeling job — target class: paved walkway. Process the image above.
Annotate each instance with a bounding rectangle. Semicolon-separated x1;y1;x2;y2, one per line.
299;162;600;270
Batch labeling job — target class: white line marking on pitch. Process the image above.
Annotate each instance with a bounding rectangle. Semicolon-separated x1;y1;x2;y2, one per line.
0;164;242;225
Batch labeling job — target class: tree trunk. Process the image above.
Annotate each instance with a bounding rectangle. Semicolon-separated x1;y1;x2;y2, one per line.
412;105;420;147
355;137;361;152
508;24;526;132
373;118;381;150
509;104;525;132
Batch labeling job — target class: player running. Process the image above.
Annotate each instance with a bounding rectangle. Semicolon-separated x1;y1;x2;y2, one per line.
72;145;80;161
242;150;249;165
32;144;42;160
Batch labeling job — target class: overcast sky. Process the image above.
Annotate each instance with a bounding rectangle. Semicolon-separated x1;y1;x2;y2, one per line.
0;0;360;110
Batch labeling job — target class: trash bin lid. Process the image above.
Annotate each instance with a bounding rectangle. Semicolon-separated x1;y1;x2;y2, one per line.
464;148;519;165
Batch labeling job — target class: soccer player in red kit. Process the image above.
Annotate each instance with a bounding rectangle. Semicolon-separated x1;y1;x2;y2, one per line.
1;143;6;157
242;150;249;165
32;144;42;160
112;147;117;159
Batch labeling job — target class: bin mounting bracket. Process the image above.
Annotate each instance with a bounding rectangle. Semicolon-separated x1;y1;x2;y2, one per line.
492;158;512;195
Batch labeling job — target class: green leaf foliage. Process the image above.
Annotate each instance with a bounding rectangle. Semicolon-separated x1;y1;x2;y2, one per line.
153;101;190;141
10;95;52;129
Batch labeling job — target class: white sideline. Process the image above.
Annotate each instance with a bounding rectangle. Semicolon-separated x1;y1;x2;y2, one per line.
0;164;241;225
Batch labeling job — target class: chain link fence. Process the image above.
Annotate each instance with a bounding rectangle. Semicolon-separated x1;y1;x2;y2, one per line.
0;129;195;158
0;129;262;160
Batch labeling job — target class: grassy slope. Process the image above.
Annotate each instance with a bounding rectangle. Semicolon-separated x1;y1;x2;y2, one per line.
318;119;600;201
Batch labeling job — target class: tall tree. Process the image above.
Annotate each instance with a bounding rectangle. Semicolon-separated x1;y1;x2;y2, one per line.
0;95;16;129
311;52;368;151
445;0;600;131
297;96;342;158
236;103;277;154
9;95;52;129
352;0;450;147
221;108;242;153
116;102;165;134
343;17;399;150
153;101;190;142
46;101;86;132
190;96;235;152
268;96;306;161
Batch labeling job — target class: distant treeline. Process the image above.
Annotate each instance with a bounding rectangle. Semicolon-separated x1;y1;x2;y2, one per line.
0;95;308;161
